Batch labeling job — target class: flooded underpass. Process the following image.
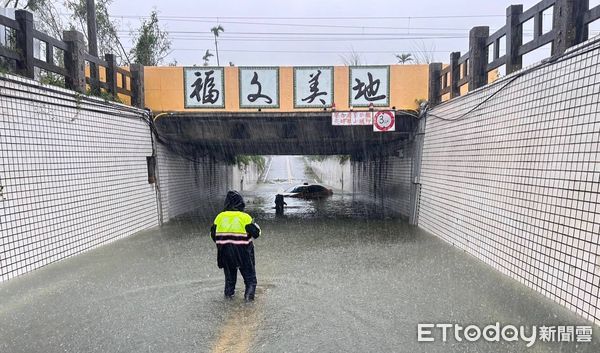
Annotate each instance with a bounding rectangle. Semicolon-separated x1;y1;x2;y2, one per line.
1;156;598;353
245;156;381;220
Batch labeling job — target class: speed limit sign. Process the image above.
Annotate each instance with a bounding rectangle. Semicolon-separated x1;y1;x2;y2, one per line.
373;110;395;132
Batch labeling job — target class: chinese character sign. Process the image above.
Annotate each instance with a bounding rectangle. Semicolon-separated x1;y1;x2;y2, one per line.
294;67;333;108
349;66;390;107
184;67;225;108
239;67;279;108
331;111;373;126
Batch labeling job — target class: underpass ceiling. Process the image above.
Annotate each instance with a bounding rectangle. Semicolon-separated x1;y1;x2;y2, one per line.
154;111;417;156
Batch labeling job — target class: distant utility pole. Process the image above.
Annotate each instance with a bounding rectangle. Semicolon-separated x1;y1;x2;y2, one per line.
86;0;98;57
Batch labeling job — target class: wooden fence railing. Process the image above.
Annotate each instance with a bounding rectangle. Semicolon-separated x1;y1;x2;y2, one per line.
429;0;600;105
0;9;144;108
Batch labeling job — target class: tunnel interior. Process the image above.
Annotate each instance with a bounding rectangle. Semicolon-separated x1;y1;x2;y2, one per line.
153;110;420;221
153;111;417;157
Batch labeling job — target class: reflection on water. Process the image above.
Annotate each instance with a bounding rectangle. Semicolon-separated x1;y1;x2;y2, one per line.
1;156;597;353
245;188;386;220
243;156;386;220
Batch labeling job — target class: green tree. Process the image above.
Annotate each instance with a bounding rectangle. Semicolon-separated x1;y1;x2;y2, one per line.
5;0;129;64
210;25;224;66
4;1;64;40
202;49;213;66
129;10;171;66
65;0;130;64
234;155;266;173
395;53;413;64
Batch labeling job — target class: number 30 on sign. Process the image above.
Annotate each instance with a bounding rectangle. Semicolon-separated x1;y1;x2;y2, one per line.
373;110;395;132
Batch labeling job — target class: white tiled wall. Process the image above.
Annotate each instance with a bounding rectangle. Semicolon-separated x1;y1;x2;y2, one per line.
352;144;414;218
419;39;600;324
155;146;233;222
0;75;159;282
0;74;265;282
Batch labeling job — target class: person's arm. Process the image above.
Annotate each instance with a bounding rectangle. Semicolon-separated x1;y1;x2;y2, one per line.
210;224;217;243
246;221;261;239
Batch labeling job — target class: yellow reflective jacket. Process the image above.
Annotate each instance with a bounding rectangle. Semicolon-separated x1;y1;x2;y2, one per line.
212;211;259;245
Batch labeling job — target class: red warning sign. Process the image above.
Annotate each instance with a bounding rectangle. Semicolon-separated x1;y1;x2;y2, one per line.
373;110;395;132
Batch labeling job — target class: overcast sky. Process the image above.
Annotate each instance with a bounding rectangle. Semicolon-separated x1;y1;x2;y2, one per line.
100;0;599;67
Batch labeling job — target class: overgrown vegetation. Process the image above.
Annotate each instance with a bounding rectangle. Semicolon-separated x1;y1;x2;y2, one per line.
66;0;130;63
337;155;350;165
129;10;172;66
306;155;328;162
85;88;122;103
1;1;172;101
4;0;129;64
38;71;66;88
234;155;266;172
0;60;10;74
306;155;351;165
4;1;172;67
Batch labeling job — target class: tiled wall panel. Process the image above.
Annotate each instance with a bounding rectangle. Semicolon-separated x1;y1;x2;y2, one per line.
0;75;264;282
156;147;232;222
419;40;600;324
352;144;414;219
0;75;159;282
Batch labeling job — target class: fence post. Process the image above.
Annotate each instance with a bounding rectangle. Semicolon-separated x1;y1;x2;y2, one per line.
14;10;34;79
449;52;460;98
553;0;589;55
468;26;489;91
505;5;523;74
88;62;100;96
130;64;145;108
105;53;118;99
63;30;87;93
428;63;442;106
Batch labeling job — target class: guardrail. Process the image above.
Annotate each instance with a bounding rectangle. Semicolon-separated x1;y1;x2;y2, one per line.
428;0;600;105
0;9;144;107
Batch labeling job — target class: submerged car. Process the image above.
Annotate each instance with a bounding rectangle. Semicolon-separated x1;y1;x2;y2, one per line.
283;184;333;199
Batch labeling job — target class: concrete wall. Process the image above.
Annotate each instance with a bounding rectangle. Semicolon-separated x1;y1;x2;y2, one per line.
418;39;600;325
305;157;353;192
0;75;158;282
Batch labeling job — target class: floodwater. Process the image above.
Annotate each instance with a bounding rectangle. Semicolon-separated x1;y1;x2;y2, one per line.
244;155;380;219
0;156;598;353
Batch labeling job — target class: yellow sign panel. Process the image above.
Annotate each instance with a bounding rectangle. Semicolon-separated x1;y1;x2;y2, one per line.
144;65;430;113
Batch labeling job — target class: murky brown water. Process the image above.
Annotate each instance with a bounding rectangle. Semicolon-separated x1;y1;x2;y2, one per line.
240;156;385;220
0;156;598;353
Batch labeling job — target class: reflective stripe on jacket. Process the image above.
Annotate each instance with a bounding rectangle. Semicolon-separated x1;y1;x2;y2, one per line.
213;211;254;245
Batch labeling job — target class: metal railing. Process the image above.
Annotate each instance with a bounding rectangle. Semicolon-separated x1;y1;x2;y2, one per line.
0;9;144;107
